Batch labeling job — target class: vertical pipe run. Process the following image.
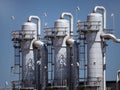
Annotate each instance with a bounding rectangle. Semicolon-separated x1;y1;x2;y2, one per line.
33;40;48;90
93;6;106;29
66;39;79;90
60;12;73;37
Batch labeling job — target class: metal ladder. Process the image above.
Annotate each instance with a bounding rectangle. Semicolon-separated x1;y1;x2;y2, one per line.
13;41;22;87
79;31;87;85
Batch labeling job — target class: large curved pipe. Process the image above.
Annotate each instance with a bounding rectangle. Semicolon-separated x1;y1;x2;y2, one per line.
66;38;75;45
28;16;41;39
101;33;120;43
33;40;44;48
60;12;73;36
93;6;106;29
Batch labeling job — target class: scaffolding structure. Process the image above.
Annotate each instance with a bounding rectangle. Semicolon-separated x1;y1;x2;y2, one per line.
12;31;22;88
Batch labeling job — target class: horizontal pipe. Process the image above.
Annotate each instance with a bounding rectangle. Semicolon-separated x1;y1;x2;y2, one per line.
28;16;41;39
101;33;120;43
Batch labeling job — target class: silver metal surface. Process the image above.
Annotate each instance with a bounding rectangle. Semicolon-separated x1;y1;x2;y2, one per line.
86;13;103;88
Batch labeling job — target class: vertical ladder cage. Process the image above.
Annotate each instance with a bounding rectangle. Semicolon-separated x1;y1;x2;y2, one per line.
12;41;22;88
44;28;55;86
77;21;88;86
12;31;22;88
78;31;87;85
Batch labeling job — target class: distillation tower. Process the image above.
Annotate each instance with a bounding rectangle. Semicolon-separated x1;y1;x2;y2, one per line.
45;12;79;90
77;6;120;90
12;16;48;90
11;6;120;90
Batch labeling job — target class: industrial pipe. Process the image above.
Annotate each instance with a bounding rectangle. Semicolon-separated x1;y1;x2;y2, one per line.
33;40;44;49
93;6;106;29
33;40;48;90
28;16;41;39
66;38;79;90
60;12;73;36
66;38;75;45
101;33;120;43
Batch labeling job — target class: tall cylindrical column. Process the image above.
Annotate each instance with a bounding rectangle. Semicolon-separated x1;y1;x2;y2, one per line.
53;19;69;86
86;13;103;89
21;22;37;87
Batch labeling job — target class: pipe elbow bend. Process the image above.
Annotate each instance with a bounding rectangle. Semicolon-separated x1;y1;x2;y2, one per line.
33;40;44;49
66;38;75;45
100;33;120;43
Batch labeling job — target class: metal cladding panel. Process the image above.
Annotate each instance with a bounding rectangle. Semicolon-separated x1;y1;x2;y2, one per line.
21;40;35;87
53;37;68;86
34;45;48;90
86;13;103;87
54;19;69;36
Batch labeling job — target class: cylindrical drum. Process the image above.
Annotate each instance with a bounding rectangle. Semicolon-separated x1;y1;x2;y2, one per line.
21;22;37;87
86;13;103;87
53;19;69;86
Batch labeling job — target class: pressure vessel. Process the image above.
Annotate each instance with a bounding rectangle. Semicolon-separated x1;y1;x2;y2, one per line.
86;13;103;87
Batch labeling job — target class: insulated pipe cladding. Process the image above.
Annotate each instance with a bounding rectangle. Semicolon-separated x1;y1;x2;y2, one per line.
93;6;106;29
53;12;79;90
60;12;73;36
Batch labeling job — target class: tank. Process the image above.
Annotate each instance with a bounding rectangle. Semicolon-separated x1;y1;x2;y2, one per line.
86;13;103;88
21;22;37;87
53;18;69;86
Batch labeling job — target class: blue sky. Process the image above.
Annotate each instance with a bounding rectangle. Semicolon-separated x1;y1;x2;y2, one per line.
0;0;120;88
